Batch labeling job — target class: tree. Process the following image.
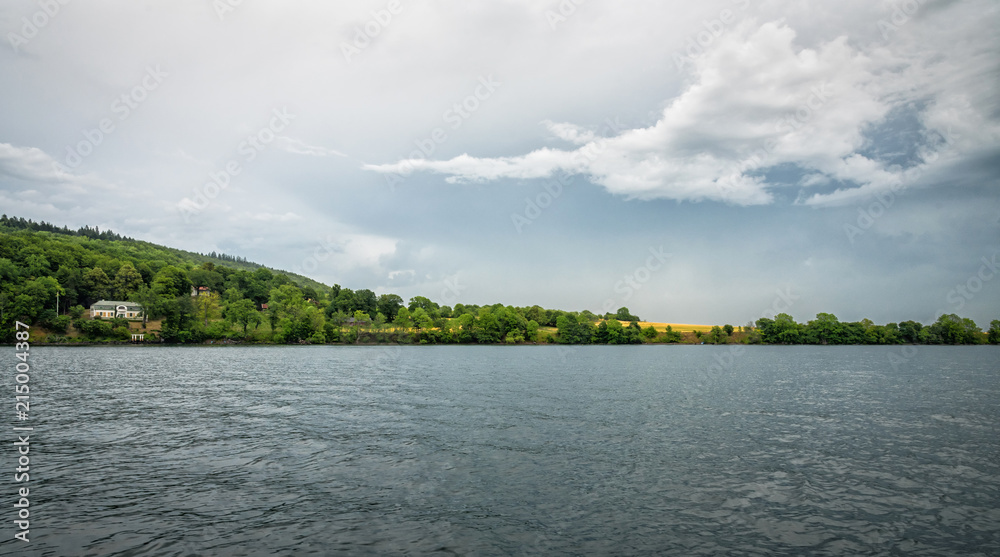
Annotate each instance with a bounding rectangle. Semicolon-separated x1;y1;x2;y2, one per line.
723;324;734;336
393;307;413;330
242;273;271;308
24;253;51;277
556;314;593;344
496;306;527;341
412;308;434;331
660;324;682;343
898;320;923;344
624;320;643;344
755;313;803;344
706;325;726;344
328;310;348;332
268;285;307;320
332;288;355;314
605;319;624;344
615;307;639;322
11;294;43;322
129;284;159;324
188;267;224;292
456;313;475;342
805;313;842;344
407;296;438;314
354;289;378;317
112;262;145;299
989;320;1000;344
526;320;539;342
193;291;221;327
152;266;192;298
927;314;980;344
81;267;111;301
353;310;371;324
222;287;243;304
377;294;403;322
0;258;19;283
224;298;261;334
15;277;63;323
159;295;196;343
475;309;502;343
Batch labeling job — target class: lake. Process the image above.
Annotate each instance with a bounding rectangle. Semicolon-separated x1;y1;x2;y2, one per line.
3;345;998;556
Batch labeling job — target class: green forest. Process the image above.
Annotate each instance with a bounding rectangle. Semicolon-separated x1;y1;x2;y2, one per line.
1;215;997;346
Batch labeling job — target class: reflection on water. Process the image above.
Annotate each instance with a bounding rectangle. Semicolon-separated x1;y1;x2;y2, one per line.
4;345;998;556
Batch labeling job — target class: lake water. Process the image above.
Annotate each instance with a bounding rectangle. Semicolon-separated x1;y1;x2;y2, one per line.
3;345;999;556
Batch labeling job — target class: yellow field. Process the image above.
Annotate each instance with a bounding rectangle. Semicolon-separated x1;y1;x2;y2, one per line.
540;321;715;335
633;321;715;333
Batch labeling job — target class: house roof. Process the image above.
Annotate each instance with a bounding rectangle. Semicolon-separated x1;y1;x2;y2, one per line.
91;300;143;310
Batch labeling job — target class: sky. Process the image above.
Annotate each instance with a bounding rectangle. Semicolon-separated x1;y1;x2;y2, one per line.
1;0;998;327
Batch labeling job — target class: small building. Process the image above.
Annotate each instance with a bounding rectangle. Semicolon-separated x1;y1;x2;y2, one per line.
131;333;145;342
191;286;211;297
90;300;144;319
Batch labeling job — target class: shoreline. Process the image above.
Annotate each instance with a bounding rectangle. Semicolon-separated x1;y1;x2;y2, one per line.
11;341;978;347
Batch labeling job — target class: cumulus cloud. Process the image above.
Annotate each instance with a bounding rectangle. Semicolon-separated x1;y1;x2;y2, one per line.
365;16;999;207
0;143;112;191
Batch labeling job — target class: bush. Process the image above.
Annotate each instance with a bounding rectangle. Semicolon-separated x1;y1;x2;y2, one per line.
80;319;114;339
308;331;326;344
46;315;72;334
113;326;131;341
205;321;231;340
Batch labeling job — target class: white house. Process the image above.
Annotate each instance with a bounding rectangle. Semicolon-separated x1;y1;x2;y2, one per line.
90;300;144;319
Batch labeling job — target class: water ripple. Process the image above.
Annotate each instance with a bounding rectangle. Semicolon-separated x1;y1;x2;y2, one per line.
2;345;998;556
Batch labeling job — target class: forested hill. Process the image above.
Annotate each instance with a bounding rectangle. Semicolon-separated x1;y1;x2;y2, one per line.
0;215;645;345
0;215;330;295
1;216;996;346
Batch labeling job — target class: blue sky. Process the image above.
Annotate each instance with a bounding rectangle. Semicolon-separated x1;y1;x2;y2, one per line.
1;0;998;326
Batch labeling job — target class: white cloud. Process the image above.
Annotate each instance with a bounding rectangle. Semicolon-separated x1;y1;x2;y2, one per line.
0;143;112;192
387;269;416;280
1;0;997;325
365;15;999;207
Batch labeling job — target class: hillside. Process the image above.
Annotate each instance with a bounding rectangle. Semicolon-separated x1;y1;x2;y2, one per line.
1;215;994;346
0;216;645;345
0;214;331;295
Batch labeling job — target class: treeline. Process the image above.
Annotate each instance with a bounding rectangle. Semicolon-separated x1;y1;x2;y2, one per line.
747;312;996;345
201;251;252;265
0;222;625;345
1;218;997;346
0;214;134;241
